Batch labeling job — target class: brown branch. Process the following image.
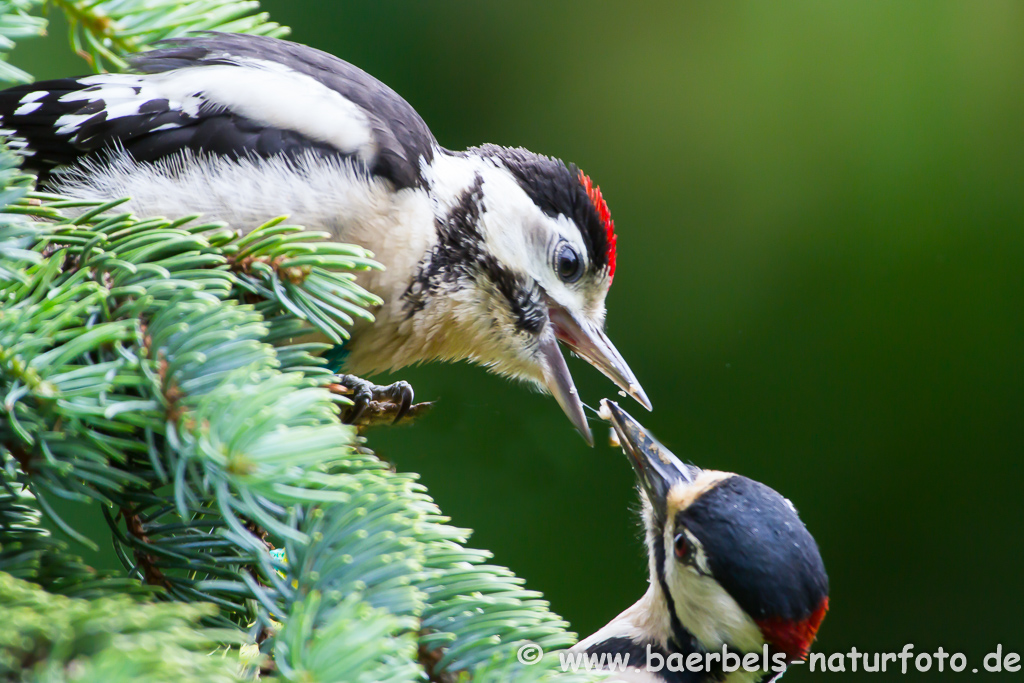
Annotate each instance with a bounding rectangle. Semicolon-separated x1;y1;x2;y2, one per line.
152;347;185;423
7;441;34;476
418;633;459;683
120;504;170;589
349;400;435;428
227;253;311;285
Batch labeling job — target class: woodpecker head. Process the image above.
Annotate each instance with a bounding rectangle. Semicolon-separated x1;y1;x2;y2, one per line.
418;146;649;443
601;400;828;670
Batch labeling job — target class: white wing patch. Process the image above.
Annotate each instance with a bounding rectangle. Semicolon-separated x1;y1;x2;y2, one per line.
54;113;96;136
53;59;377;160
57;74;165;135
13;90;47;116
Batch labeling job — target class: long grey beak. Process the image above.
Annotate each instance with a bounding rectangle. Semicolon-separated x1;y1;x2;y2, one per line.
539;332;593;445
601;399;695;520
548;305;651;411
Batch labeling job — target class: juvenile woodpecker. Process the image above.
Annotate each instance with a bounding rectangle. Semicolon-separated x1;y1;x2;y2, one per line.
0;33;649;442
575;401;828;682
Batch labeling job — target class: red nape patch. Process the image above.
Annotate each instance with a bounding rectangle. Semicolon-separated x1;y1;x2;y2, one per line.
578;170;616;283
756;597;829;662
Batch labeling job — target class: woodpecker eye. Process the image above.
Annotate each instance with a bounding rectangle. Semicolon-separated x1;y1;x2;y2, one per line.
674;533;689;560
554;243;584;283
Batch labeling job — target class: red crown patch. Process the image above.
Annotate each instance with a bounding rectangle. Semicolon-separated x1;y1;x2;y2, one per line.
578;170;616;283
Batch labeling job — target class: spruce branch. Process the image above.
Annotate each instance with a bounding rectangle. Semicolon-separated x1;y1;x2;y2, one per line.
0;572;250;682
0;479;148;598
0;0;613;671
51;0;287;72
0;0;46;83
0;141;606;681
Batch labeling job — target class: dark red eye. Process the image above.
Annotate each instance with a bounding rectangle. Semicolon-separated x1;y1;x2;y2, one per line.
674;533;688;560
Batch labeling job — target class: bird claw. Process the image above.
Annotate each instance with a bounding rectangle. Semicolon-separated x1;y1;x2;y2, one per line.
334;375;421;426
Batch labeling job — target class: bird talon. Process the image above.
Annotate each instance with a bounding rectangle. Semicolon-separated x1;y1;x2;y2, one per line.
392;383;414;424
337;375;419;426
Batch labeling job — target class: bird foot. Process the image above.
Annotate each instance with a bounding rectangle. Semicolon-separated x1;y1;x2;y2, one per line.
332;375;430;426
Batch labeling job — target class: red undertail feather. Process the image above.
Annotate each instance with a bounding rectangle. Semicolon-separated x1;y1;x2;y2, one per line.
578;169;616;283
756;597;829;663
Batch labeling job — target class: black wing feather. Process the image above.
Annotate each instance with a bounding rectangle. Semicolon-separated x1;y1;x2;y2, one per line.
0;33;437;189
132;33;437;188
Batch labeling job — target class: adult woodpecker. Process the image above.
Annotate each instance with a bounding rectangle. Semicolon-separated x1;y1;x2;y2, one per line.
0;32;649;443
575;401;828;682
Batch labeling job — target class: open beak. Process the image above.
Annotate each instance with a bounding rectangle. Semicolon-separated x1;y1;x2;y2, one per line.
601;399;695;519
539;331;593;445
548;304;651;411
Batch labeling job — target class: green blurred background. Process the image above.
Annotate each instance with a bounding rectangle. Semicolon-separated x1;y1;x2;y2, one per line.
15;2;1024;680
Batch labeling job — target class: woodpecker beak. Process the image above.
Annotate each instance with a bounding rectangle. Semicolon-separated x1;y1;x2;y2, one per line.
602;399;694;521
548;304;651;412
539;331;593;445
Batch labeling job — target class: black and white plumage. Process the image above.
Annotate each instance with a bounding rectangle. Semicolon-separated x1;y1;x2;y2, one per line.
0;33;649;442
576;401;828;682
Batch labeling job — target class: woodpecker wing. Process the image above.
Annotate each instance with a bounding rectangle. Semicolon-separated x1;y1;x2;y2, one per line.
0;33;436;189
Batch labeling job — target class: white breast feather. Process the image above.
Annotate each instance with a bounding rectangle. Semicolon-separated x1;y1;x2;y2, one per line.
51;150;452;371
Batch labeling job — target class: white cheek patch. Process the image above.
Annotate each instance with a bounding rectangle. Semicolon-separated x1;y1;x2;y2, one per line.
476;167;539;264
662;522;764;654
524;213;588;280
422;157;605;315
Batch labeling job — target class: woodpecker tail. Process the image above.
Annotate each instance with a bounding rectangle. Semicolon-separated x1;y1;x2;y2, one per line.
0;78;98;174
0;72;212;180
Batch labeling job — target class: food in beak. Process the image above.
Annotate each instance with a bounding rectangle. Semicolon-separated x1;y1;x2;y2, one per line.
601;399;694;517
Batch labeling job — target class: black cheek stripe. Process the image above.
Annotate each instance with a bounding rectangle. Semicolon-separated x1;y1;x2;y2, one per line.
653;522;703;658
401;173;546;333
